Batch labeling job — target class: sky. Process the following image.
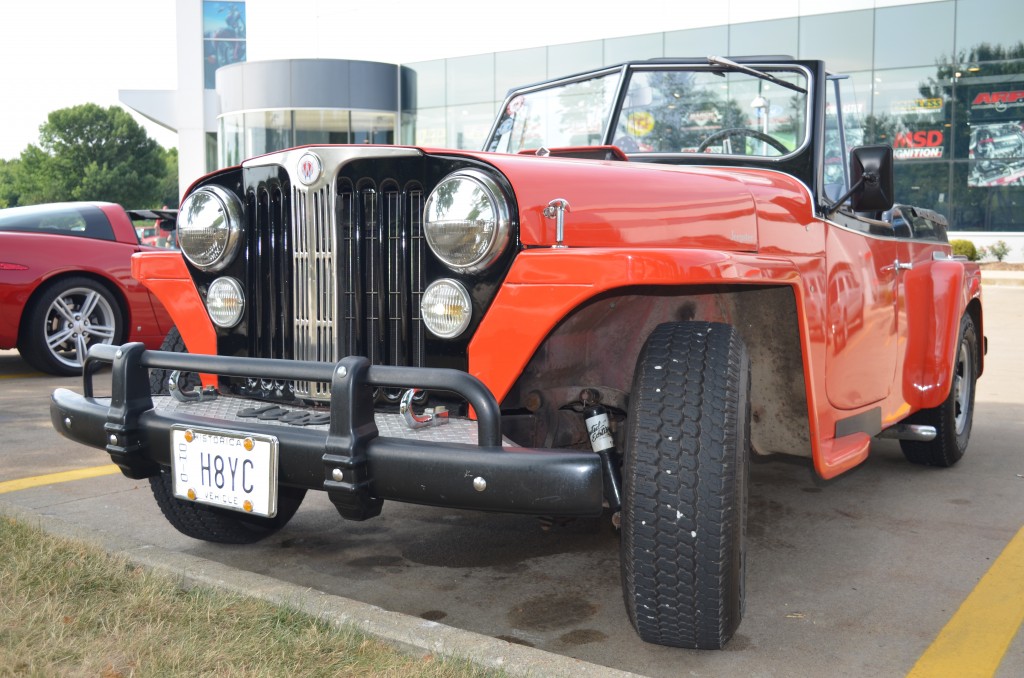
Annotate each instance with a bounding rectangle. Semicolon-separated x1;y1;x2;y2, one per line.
0;0;929;161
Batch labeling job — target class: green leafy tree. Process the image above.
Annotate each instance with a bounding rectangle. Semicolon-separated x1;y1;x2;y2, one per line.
12;103;168;207
156;147;180;208
0;158;19;208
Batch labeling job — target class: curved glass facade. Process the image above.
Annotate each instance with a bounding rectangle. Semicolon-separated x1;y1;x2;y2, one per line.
404;0;1024;234
218;110;396;166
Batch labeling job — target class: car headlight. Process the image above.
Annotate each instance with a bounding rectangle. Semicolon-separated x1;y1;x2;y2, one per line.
423;169;510;272
177;185;243;272
421;279;472;338
206;277;245;328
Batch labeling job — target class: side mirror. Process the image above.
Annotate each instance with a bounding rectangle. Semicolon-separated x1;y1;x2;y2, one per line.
849;145;894;213
826;144;895;216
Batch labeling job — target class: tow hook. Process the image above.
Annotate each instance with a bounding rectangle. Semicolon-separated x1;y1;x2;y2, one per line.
168;370;218;403
400;388;449;429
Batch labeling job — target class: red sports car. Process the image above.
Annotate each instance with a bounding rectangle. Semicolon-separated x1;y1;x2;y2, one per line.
0;202;175;375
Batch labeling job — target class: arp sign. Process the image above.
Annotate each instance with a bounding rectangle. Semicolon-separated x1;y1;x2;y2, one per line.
971;91;1024;112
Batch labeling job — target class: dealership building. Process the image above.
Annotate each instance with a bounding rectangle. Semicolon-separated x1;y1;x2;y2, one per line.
122;0;1024;259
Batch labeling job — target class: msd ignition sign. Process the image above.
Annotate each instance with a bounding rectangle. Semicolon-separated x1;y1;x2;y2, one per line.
893;130;945;160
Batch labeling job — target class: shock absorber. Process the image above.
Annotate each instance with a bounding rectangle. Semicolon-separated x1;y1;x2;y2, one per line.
584;403;622;516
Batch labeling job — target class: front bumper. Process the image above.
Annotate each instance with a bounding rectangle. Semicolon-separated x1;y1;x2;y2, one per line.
50;343;604;520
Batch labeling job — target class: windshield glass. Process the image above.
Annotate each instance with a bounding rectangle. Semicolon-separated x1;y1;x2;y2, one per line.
487;71;622;153
488;65;810;158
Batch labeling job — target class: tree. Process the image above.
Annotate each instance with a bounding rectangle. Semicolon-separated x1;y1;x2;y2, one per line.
12;103;169;207
0;158;18;208
155;147;180;208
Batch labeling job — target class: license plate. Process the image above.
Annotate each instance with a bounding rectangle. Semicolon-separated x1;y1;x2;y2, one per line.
170;425;279;517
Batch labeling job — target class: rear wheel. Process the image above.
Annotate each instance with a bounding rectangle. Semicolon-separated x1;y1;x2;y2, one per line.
620;321;750;649
147;327;306;543
900;313;979;467
20;276;123;376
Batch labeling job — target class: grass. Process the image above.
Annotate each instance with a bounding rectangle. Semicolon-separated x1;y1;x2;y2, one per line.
0;515;505;677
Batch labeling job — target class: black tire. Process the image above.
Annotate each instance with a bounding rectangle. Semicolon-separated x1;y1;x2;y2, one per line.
19;276;123;376
147;326;306;543
900;313;979;467
621;321;750;649
148;327;200;394
150;468;306;544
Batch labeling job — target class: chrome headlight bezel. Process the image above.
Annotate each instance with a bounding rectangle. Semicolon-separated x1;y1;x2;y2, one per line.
206;276;245;328
423;169;511;273
177;185;243;272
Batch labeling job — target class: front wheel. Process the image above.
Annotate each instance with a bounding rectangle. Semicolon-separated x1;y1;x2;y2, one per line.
620;321;750;649
150;469;306;544
146;326;305;542
900;313;979;467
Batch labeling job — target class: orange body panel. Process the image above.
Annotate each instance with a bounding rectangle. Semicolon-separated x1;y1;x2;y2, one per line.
456;158;981;480
131;251;217;387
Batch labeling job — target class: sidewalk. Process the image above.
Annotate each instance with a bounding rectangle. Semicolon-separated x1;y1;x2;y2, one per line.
981;269;1024;286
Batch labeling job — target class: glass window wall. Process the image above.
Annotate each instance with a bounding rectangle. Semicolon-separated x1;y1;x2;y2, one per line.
548;40;603;79
799;11;874;73
604;33;663;66
874;1;955;69
245;110;291;158
496;48;548;102
446;54;495;106
729;19;798;59
664;26;728;59
447;103;496;151
408;107;447;147
294;110;350;146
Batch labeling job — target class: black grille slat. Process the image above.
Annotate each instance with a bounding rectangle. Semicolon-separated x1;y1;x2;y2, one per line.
248;180;291;362
279;169;426;401
244;162;427;402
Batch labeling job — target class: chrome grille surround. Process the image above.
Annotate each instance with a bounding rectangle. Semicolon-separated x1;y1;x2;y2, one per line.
244;147;426;401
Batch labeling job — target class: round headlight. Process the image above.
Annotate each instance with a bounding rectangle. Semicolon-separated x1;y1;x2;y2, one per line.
206;277;245;328
423;169;510;272
421;279;472;338
177;185;243;272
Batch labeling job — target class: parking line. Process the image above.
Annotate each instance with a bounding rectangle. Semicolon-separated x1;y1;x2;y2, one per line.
907;526;1024;678
0;465;122;495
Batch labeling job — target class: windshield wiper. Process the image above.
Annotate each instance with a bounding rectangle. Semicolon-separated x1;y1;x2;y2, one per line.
707;56;807;94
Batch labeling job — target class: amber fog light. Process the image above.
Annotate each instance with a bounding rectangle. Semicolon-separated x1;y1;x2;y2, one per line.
177;185;243;272
421;279;472;338
206;277;245;328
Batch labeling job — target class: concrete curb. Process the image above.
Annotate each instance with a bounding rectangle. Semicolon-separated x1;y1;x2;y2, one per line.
1;502;642;678
981;271;1024;287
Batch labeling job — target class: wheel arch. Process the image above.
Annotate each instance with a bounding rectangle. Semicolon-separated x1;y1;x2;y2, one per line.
499;283;812;458
966;296;984;378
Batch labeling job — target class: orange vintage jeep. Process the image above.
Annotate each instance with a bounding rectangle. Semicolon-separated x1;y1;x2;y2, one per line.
51;57;984;649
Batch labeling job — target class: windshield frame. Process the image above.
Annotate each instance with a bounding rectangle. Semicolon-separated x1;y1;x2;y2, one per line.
485;59;815;166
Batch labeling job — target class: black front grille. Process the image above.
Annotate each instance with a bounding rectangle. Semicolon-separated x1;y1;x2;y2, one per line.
245;165;426;401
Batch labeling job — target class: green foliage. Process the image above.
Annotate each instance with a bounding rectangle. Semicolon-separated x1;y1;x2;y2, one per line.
0;158;18;208
950;239;979;261
985;240;1012;262
8;103;174;208
156;147;180;207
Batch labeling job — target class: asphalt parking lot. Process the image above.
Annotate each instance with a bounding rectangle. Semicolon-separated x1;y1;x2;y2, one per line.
2;285;1022;677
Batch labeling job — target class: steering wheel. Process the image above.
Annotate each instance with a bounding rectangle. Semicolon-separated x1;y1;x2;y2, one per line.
696;128;789;155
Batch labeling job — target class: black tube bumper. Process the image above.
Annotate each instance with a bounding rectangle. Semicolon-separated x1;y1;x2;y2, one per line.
50;343;604;521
